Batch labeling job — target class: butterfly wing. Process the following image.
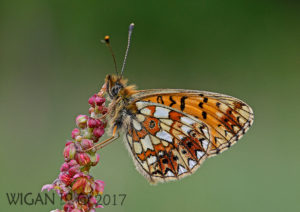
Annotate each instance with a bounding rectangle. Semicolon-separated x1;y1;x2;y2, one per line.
134;89;254;155
125;101;211;184
124;89;254;183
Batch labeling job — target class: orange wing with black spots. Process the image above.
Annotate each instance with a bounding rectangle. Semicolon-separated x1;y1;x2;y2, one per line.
136;89;254;156
124;101;212;184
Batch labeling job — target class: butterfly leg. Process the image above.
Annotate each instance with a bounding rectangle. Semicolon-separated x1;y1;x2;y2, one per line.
98;98;121;119
84;126;119;152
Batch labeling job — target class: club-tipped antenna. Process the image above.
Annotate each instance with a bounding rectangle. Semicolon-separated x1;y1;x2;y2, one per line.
120;23;135;76
102;35;119;76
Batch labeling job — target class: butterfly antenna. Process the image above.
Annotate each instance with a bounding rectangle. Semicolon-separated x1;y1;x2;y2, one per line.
102;35;119;76
120;23;135;77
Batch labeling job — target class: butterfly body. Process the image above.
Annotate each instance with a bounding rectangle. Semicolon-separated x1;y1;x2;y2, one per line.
102;74;254;184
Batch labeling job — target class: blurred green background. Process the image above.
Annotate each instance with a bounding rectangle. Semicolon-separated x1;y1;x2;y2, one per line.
0;0;299;211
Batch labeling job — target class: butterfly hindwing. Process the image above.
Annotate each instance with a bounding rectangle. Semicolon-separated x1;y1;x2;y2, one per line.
125;101;211;184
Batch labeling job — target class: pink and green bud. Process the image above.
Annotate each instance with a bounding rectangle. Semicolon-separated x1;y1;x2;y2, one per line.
81;139;94;150
60;162;69;172
90;153;100;166
94;180;105;194
64;143;76;160
76;115;88;129
72;177;87;193
71;128;80;139
75;135;82;142
83;180;92;194
68;165;80;177
59;173;72;186
75;153;91;166
82;130;92;139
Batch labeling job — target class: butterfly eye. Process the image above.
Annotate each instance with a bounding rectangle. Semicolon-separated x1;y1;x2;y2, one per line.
110;83;123;97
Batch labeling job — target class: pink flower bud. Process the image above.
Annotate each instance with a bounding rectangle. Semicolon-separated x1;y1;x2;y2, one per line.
88;94;97;106
68;165;80;178
95;119;103;127
68;159;78;167
81;139;94;150
59;173;72;186
95;96;105;106
75;153;91;166
71;128;80;139
90;153;100;166
94;180;105;194
87;118;97;128
41;184;54;192
60;162;69;172
64;143;76;160
75;135;82;142
63;203;74;212
93;127;104;138
89;196;97;205
72;177;87;193
76;115;88;129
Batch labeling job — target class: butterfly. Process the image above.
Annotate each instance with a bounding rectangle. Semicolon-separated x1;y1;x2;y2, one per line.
91;23;254;184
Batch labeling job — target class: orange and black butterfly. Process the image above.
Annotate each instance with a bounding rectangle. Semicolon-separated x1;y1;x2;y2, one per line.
93;23;254;184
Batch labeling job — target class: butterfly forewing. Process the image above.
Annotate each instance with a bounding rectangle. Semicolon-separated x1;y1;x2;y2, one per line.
136;90;254;156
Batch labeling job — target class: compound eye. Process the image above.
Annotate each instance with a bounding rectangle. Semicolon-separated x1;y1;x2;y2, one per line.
111;86;120;96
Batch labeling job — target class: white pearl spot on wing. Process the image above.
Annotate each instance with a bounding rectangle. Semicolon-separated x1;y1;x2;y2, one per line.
181;125;192;134
160;119;173;126
188;159;197;169
133;119;142;131
181;116;196;125
140;108;152;116
133;142;143;154
166;170;175;177
141;135;154;151
178;165;187;175
202;139;209;150
147;155;157;165
136;114;145;122
156;130;173;143
154;107;170;118
196;150;204;159
136;101;148;110
150;135;160;144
